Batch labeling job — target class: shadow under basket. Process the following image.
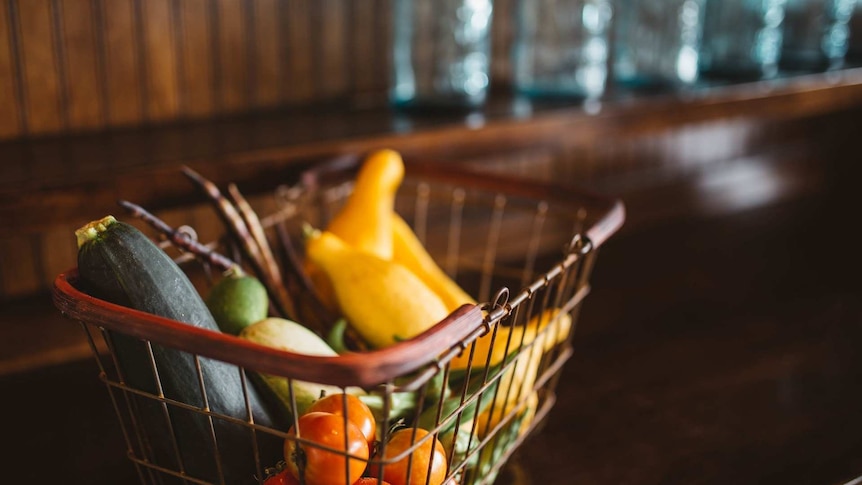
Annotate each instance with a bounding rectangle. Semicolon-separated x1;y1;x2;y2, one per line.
52;157;624;485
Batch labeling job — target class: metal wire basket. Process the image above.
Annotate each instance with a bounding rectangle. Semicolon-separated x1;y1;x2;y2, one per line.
52;155;624;485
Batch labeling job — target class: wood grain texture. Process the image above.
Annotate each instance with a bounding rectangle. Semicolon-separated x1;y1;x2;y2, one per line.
101;0;142;126
0;0;523;139
140;0;179;122
284;0;314;103
16;0;63;134
38;224;78;287
250;0;282;108
0;233;41;297
214;0;248;113
58;0;102;131
350;0;377;96
317;0;348;99
178;0;214;118
0;0;23;137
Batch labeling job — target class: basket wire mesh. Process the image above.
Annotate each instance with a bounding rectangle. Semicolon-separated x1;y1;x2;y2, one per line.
53;158;623;485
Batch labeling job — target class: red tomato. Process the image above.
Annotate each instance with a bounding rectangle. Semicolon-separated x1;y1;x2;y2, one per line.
284;412;370;485
263;468;299;485
354;478;394;485
307;393;377;445
367;428;448;485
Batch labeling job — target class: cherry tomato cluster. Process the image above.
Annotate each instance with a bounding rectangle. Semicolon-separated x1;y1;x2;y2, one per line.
276;393;448;485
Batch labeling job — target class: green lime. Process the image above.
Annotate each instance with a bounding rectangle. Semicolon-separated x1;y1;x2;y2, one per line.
206;271;269;335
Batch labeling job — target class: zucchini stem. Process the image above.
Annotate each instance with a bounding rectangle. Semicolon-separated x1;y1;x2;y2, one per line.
75;215;118;249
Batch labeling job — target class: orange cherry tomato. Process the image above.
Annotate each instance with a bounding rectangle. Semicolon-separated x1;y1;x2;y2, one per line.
307;393;377;445
367;428;448;485
284;412;370;485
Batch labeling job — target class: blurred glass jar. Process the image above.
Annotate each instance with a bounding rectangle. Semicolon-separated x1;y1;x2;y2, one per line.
613;0;706;90
391;0;494;110
512;0;613;100
779;0;857;71
699;0;788;80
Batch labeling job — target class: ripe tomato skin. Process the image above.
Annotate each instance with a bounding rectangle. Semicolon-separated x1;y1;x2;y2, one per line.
307;393;377;445
367;428;448;485
263;468;299;485
354;478;394;485
284;412;370;485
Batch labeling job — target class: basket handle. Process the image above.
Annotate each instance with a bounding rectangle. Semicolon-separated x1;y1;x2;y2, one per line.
53;269;486;390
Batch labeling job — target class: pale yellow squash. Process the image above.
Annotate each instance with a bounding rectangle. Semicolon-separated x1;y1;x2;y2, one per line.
306;230;450;348
392;213;477;313
325;148;405;260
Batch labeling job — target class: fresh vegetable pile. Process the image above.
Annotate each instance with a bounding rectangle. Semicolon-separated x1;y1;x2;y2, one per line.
72;149;574;485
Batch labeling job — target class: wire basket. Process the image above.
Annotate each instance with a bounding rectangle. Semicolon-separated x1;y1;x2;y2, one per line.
52;154;624;485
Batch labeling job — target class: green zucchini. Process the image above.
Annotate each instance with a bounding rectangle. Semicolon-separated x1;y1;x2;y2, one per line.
75;216;287;485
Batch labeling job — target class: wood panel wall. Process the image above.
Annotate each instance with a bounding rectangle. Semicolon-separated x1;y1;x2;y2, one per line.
0;0;517;140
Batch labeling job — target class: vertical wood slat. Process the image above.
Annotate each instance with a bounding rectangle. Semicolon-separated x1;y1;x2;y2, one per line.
16;0;63;134
59;0;103;131
284;0;314;103
215;0;247;113
346;1;390;96
178;0;214;118
101;0;142;126
251;0;280;108
318;0;348;99
347;0;390;100
49;0;70;130
90;0;109;126
0;0;23;138
141;0;179;121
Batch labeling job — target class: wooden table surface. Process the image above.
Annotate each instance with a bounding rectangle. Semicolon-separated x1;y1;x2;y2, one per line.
4;184;861;485
515;190;862;485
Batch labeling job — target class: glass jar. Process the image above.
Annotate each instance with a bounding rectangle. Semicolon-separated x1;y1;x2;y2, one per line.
390;0;495;110
779;0;857;71
699;0;788;80
613;0;706;90
512;0;613;100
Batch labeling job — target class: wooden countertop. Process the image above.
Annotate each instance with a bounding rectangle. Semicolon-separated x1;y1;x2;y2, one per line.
516;191;862;485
